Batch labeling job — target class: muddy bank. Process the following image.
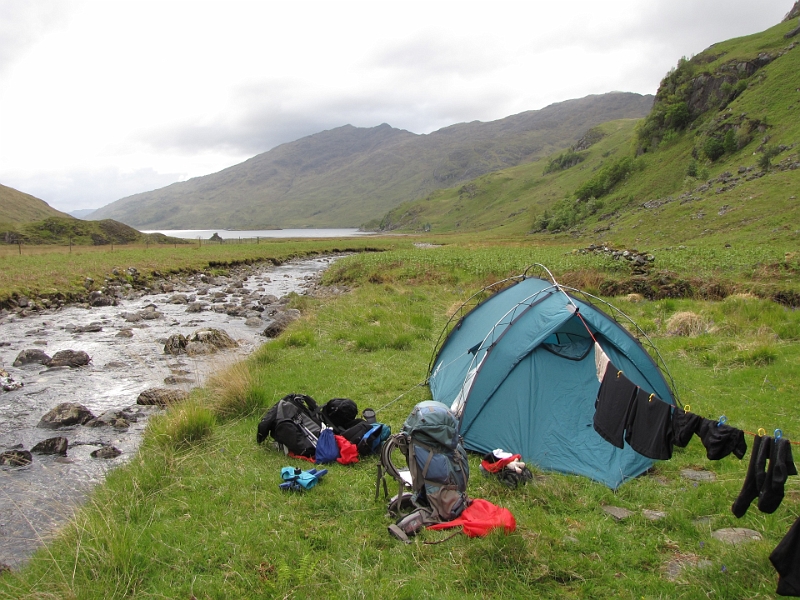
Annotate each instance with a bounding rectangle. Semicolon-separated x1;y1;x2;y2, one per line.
0;256;346;569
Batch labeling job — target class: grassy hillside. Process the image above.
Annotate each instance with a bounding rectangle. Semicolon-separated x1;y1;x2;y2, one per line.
3;216;186;247
379;18;800;250
0;183;73;231
88;93;653;230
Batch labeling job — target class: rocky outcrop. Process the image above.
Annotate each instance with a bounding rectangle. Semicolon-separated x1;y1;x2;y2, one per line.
37;403;96;429
784;1;800;22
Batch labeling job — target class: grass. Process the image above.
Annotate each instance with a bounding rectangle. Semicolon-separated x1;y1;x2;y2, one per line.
1;244;798;599
0;236;400;305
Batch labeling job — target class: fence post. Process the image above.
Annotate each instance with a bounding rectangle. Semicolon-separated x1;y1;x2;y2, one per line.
18;241;22;255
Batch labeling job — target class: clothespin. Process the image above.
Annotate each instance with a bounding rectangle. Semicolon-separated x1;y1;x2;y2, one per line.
758;428;767;437
648;393;655;403
717;415;727;427
774;429;783;440
683;404;691;413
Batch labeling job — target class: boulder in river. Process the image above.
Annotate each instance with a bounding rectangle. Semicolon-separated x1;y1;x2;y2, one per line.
0;450;32;466
38;402;96;429
164;333;187;355
262;309;301;338
164;328;238;356
91;446;122;459
13;349;52;367
47;350;91;368
85;410;130;429
31;437;69;455
136;387;189;406
1;369;23;392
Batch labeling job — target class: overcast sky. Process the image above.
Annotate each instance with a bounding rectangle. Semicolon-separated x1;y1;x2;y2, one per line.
0;0;793;212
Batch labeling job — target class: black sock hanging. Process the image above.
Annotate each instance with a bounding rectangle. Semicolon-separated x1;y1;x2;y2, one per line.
757;436;799;514
732;434;767;518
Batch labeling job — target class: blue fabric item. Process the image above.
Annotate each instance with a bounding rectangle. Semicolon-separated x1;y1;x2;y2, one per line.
281;466;301;481
315;428;339;464
428;276;676;489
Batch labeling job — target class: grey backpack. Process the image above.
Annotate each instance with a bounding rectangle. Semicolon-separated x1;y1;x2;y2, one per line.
398;400;470;525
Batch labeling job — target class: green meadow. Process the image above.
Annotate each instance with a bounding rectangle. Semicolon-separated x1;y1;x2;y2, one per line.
0;240;798;599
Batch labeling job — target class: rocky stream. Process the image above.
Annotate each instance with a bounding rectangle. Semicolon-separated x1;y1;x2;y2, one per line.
0;255;342;570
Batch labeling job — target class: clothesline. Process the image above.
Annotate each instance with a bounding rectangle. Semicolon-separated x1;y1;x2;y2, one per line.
577;307;798;448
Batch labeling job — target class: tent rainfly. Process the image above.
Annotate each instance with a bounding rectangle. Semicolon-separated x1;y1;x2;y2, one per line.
428;267;677;489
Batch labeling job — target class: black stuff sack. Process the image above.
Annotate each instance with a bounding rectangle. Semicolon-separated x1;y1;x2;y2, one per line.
256;394;324;457
321;398;361;432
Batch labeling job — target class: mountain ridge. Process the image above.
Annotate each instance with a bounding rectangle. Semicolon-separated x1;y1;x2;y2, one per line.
89;92;654;229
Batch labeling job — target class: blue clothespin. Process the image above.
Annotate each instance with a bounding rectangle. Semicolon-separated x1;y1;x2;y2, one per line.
774;429;783;440
717;415;727;427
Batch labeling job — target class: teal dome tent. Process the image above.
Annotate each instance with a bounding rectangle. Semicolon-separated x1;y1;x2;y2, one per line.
427;266;678;489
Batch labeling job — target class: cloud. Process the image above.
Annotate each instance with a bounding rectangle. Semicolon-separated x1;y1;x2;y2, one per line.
0;1;71;75
3;167;183;212
0;0;792;213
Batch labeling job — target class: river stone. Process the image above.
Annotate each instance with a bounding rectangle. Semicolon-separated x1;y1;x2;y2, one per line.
38;402;96;429
191;328;238;350
262;309;301;338
680;469;716;482
711;528;762;545
47;350;91;368
164;375;193;385
602;506;634;521
244;317;263;327
88;291;114;307
136;387;189;406
185;341;213;356
0;450;32;466
116;329;134;338
185;301;208;313
13;348;52;367
91;446;122;459
1;369;23;392
164;334;187;355
75;322;103;333
85;410;130;429
31;437;69;455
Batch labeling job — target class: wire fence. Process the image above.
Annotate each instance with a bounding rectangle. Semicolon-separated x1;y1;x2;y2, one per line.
0;236;277;257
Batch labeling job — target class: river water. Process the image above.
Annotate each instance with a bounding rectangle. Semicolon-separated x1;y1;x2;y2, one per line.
141;228;373;239
0;256;337;569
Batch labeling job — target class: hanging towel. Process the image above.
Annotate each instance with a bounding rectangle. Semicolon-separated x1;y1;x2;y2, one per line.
593;362;638;448
672;407;703;448
696;417;747;460
594;341;610;383
758;437;798;514
770;515;800;597
624;388;674;460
